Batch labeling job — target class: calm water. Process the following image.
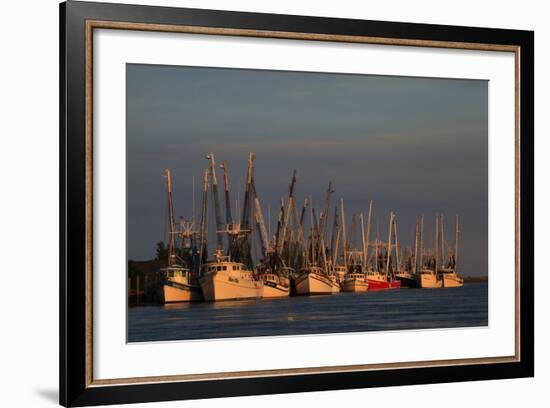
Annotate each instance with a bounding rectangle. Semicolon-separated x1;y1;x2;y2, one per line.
128;283;488;342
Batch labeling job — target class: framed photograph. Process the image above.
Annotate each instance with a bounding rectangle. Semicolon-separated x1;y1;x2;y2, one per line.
60;1;534;406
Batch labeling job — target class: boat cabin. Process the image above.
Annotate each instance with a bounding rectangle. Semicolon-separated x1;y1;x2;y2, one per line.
161;265;190;279
345;273;365;280
206;263;246;273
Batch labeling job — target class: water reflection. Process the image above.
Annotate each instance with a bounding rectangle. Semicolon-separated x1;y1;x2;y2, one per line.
129;283;488;342
163;298;264;310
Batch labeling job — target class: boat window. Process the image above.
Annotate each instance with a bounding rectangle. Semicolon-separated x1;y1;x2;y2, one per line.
222;266;227;271
216;266;222;271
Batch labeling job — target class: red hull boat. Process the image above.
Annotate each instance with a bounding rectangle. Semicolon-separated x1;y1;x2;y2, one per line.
367;278;402;291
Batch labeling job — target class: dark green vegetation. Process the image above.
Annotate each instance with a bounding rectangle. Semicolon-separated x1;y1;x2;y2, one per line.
128;259;163;305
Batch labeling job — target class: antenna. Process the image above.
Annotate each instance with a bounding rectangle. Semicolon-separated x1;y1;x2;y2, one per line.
192;175;196;225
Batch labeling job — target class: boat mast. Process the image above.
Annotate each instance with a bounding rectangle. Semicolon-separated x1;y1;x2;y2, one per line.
314;208;328;270
319;181;334;243
241;153;254;231
435;214;439;275
414;219;419;274
330;207;340;268
164;169;176;265
273;197;284;262
340;198;347;270
310;206;316;266
393;215;400;272
298;197;309;262
220;161;233;225
206;153;223;251
455;215;460;273
385;212;394;278
303;198;311;265
440;214;445;270
276;170;297;258
190;175;199;268
235;152;255;268
350;214;356;267
330;205;338;269
291;199;300;246
198;168;209;274
252;180;271;259
365;200;373;269
192;175;196;226
360;213;367;271
420;215;424;272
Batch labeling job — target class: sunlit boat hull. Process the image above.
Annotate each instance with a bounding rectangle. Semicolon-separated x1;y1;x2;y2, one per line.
161;281;203;303
200;270;263;301
262;281;290;298
295;272;333;295
442;273;464;288
342;277;368;293
419;273;443;288
367;279;401;290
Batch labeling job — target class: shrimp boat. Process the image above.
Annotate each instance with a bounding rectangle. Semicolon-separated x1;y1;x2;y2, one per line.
338;203;370;293
395;270;418;288
261;273;290;298
328;272;341;293
257;266;291;298
342;271;369;292
419;214;463;289
198;153;265;301
418;268;443;288
295;266;333;295
294;184;337;295
366;269;402;290
158;169;203;303
200;250;263;301
417;246;443;288
333;265;347;283
440;215;464;288
365;212;402;290
395;224;420;288
160;265;203;302
417;249;442;288
411;215;442;288
441;269;463;288
341;246;369;293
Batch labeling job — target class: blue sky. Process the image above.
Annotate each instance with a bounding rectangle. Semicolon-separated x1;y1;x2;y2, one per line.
127;64;488;276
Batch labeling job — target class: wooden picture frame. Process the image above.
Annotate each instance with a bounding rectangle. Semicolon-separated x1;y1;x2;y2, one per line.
60;1;534;406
